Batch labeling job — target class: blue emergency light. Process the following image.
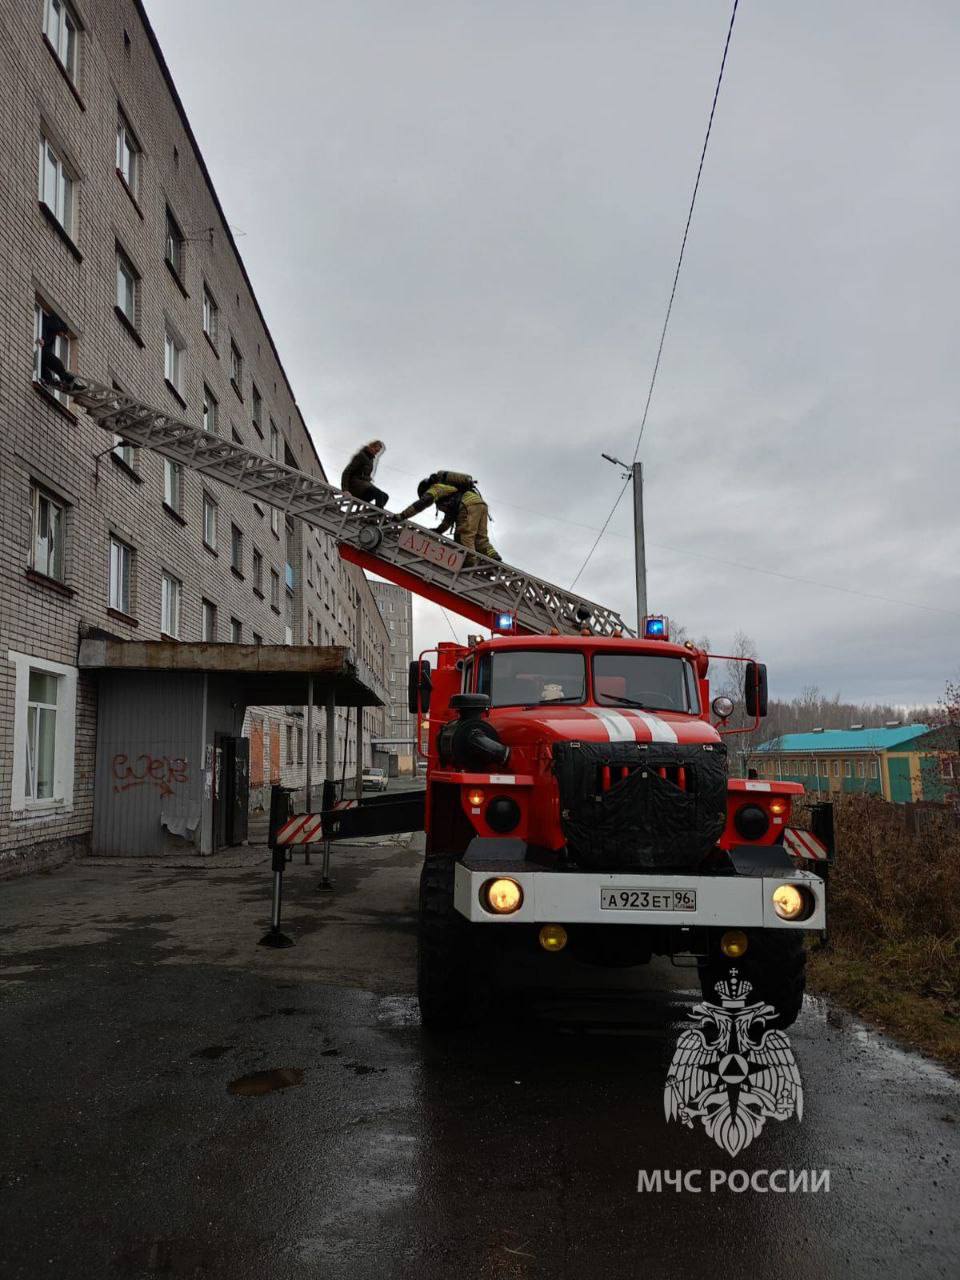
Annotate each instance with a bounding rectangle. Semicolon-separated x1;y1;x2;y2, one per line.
643;615;669;640
492;610;517;634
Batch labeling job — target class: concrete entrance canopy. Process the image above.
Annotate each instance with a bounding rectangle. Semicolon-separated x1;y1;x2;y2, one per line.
79;640;386;858
78;640;386;710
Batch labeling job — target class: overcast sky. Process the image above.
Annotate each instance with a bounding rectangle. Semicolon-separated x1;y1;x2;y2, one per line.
146;0;959;706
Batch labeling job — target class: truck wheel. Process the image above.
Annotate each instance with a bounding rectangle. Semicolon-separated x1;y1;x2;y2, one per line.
417;853;485;1030
698;932;806;1029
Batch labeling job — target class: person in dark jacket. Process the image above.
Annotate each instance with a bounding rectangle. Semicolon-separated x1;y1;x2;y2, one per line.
37;310;76;390
341;440;388;507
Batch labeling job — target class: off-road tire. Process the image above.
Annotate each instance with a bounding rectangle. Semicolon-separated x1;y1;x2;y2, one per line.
417;853;485;1030
698;931;806;1029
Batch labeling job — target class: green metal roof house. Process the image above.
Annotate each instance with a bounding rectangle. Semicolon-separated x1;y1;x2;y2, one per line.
749;724;959;803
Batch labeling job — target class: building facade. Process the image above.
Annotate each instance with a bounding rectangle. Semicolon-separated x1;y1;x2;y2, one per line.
0;0;387;874
750;724;959;804
369;580;416;774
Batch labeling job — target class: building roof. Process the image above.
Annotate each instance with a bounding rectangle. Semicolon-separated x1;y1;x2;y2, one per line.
755;725;930;753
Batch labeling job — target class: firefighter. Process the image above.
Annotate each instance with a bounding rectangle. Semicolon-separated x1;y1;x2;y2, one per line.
394;471;501;564
341;440;388;508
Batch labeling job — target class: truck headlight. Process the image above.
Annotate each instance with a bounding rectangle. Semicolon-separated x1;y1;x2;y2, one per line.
483;877;523;914
734;804;769;841
772;883;814;921
486;796;521;833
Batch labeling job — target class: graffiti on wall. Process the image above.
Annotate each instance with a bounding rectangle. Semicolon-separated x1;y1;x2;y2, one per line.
112;754;190;798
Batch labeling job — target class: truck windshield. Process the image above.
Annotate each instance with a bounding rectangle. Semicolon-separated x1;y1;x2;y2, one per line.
477;650;586;707
592;653;699;714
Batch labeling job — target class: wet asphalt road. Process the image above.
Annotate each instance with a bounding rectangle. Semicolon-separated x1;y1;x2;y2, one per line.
1;835;958;1280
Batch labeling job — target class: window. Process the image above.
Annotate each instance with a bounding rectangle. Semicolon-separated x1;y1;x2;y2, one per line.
270;568;280;610
284;589;294;645
941;757;955;780
163;458;183;513
109;536;132;614
202;492;218;549
307;610;314;643
252;547;263;593
116;247;137;323
44;0;79;82
202;384;218;433
831;760;840;778
252;631;263;646
297;727;304;765
38;134;74;233
33;300;73;398
201;598;217;641
111;435;134;468
230;523;243;574
202;286;219;346
869;759;879;779
165;207;184;277
164;326;184;394
285;724;293;764
230;341;243;393
31;484;66;581
116;110;140;196
856;759;865;778
306;550;313;584
161;572;181;638
270;421;280;460
252;384;262;435
270;506;280;537
230;617;242;644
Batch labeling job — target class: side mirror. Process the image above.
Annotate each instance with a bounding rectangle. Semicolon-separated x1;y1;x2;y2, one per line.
745;661;768;718
408;659;432;715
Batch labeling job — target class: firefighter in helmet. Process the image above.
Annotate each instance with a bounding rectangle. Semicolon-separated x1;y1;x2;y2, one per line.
341;440;388;508
395;471;501;564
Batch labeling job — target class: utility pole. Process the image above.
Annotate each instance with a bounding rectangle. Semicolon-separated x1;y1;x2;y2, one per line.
602;454;647;629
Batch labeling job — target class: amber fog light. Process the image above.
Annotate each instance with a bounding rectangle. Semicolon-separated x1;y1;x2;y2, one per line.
772;883;814;921
466;788;485;808
720;930;749;958
483;877;523;914
539;924;568;952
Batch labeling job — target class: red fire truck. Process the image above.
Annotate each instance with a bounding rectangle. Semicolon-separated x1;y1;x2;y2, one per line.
408;619;830;1030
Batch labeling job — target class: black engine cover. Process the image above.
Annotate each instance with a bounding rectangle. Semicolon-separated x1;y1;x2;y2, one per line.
552;740;727;871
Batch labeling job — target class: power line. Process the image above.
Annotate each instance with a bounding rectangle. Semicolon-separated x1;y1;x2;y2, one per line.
573;0;741;588
568;476;631;590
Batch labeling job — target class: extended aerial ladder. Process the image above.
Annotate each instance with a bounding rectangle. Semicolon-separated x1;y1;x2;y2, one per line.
54;374;630;637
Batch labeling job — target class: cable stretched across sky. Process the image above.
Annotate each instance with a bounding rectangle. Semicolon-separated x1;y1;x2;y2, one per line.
570;0;741;591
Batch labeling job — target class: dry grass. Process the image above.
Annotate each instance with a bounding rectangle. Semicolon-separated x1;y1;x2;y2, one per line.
797;795;960;1071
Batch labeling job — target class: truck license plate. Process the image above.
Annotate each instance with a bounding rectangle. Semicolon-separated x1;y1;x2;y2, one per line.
600;887;697;912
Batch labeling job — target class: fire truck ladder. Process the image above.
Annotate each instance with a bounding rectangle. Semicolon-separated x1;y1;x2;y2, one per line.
59;375;629;637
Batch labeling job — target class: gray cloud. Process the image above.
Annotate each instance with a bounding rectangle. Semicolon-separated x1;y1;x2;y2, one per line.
146;0;959;704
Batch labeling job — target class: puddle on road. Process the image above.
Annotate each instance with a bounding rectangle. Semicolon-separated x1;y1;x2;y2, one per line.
227;1067;304;1096
190;1045;233;1060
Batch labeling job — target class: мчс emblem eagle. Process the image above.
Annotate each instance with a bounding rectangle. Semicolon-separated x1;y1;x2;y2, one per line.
664;969;803;1156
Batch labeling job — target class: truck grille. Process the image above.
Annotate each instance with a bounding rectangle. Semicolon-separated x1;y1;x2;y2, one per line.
552;740;728;871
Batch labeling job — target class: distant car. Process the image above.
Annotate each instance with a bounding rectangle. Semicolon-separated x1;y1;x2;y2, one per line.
362;767;388;793
415;760;427;776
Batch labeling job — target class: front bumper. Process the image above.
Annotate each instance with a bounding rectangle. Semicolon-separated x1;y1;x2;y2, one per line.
454;863;825;931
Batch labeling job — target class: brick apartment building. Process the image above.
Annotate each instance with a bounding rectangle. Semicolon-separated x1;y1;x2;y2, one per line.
0;0;388;874
369;580;416;774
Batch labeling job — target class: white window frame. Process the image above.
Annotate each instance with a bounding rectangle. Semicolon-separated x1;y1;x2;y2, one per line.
230;523;243;573
8;650;77;816
203;384;218;434
203;492;218;550
270;569;280;610
31;483;66;581
230;617;242;644
116;246;137;322
202;285;219;345
44;0;79;82
165;207;184;276
38;134;74;234
164;325;185;394
252;547;263;593
252;384;262;433
161;571;182;638
230;341;243;391
163;458;183;512
109;535;132;613
201;598;217;642
116;110;140;195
